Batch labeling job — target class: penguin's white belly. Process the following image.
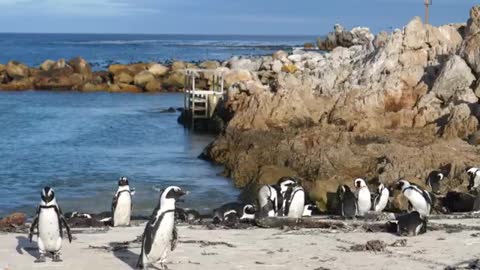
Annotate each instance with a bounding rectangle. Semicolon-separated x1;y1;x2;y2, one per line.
374;191;389;212
405;191;429;216
114;193;131;226
287;191;305;218
357;189;372;215
38;208;62;252
147;213;174;263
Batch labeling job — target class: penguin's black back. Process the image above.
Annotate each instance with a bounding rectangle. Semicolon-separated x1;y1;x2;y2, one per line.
396;211;426;236
338;185;357;218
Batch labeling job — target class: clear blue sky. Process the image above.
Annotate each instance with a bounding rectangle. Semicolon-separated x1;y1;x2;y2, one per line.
0;0;477;35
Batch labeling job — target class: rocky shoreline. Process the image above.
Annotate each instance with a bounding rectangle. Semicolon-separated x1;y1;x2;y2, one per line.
199;6;480;212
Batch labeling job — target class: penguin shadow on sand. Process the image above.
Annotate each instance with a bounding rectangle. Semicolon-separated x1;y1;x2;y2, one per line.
111;243;140;270
15;236;39;259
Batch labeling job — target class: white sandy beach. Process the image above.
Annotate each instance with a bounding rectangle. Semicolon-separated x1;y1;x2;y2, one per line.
1;219;479;270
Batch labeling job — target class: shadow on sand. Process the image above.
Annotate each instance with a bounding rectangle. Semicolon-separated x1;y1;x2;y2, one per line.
16;236;39;259
113;248;139;269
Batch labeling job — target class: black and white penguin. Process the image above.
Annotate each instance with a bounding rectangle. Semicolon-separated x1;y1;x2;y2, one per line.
29;187;72;263
212;202;256;224
354;178;371;216
372;183;389;212
112;176;134;227
283;185;305;218
302;204;319;217
258;177;299;217
467;167;480;191
176;208;201;223
397;180;432;217
395;211;427;237
337;185;357;218
426;171;445;195
137;186;187;270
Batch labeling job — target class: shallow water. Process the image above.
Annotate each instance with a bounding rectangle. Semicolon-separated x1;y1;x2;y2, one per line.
0;92;239;217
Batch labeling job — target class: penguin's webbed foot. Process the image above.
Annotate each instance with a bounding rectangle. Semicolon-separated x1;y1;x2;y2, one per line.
52;253;63;262
34;254;46;263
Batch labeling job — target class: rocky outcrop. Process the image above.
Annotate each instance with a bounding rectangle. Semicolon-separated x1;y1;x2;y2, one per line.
461;5;480;76
203;6;480;212
316;24;374;51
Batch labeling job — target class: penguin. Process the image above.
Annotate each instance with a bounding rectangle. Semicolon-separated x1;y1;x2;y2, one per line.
257;177;298;217
354;178;371;216
425;171;444;195
397;180;432;217
212;202;255;224
372;183;389;212
336;185;357;218
112;176;134;227
283;185;305;218
302;204;319;217
395;211;427;237
137;186;187;270
29;187;72;263
176;208;201;223
467;167;480;191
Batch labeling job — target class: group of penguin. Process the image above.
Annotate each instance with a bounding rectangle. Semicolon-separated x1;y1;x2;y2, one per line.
27;167;480;269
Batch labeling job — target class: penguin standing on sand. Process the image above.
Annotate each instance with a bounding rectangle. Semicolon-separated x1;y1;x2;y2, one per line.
112;176;134;227
257;177;297;217
397;180;432;216
137;186;187;270
29;187;72;263
394;211;427;236
354;178;371;216
372;183;389;212
337;185;357;218
283;185;305;218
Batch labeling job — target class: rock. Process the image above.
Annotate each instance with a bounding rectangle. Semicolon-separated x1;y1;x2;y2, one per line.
287;54;302;63
145;79;162;92
373;31;388;48
109;83;142;93
108;64;129;75
52;58;67;70
148;63;169;76
431;55;476;102
0;212;26;228
134;71;155;88
163;71;185;90
114;72;134;84
0;78;34;90
224;69;252;87
304;43;315;49
271;60;283;73
81;83;109;92
6;61;29;78
68;57;92;75
171;61;187;71
441;104;478;139
461;6;480;76
403;17;427;50
39;59;56;72
229;58;261;71
199;60;220;70
273;50;288;60
281;64;298;73
0;64;5;73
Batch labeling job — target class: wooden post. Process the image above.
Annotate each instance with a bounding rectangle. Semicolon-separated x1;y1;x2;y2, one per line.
424;0;431;25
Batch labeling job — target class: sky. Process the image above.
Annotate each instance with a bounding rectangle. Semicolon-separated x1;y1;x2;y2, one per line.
0;0;478;35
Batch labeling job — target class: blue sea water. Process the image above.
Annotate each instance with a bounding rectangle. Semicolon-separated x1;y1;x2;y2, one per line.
0;33;316;69
0;92;239;217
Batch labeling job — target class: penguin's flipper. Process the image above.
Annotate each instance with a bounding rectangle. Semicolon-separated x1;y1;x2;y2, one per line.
111;194;118;219
29;207;40;242
171;225;178;251
58;206;73;243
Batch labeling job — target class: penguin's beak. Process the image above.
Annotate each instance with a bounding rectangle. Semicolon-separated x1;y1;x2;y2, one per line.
176;190;189;202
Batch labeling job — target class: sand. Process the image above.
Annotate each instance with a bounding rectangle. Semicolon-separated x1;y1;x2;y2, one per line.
1;219;479;270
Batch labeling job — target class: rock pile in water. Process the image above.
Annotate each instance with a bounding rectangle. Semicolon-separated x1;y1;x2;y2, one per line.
201;6;480;211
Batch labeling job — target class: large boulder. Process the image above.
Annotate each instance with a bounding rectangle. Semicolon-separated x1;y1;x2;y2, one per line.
68;57;92;75
134;71;155;88
461;5;480;76
162;71;185;90
224;69;252;87
0;212;26;228
148;64;169;76
431;55;476;102
6;61;29;78
228;58;262;71
403;17;427;50
114;72;134;84
39;59;56;72
199;60;220;70
109;83;142;93
145;79;162;92
81;83;109;92
0;77;34;90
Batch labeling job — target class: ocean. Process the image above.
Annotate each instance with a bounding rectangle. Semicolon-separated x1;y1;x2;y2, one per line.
0;34;314;217
0;33;316;69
